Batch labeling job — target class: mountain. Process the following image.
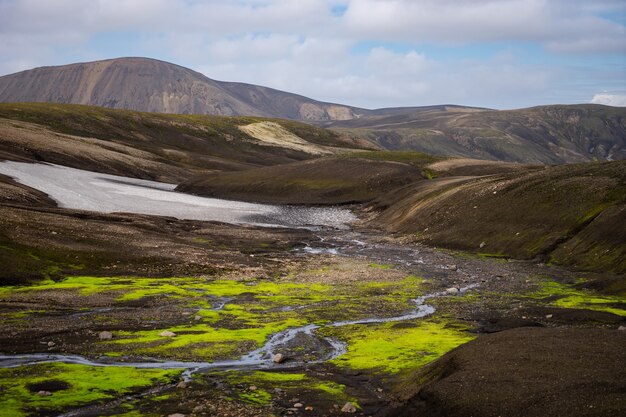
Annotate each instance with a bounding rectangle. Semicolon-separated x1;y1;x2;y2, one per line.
325;104;626;164
0;57;367;122
0;57;624;164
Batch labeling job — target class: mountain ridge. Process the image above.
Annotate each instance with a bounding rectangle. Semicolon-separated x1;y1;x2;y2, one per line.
0;57;488;121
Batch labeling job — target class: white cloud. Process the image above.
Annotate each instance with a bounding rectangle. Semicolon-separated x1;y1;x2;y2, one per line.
0;0;624;109
591;93;626;107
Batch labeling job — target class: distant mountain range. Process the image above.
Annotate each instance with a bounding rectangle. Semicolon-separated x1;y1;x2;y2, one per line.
0;57;624;163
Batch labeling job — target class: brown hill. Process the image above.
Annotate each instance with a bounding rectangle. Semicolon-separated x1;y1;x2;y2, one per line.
370;159;626;274
0;103;375;182
327;104;626;163
0;57;366;122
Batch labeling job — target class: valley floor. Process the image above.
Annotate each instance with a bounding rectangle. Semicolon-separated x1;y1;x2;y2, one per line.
0;196;624;416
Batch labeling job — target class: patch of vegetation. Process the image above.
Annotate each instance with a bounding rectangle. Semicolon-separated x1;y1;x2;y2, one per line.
324;319;475;374
0;362;180;416
220;371;356;408
530;279;626;317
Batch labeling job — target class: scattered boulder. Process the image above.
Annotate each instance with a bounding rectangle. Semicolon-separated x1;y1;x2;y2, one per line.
47;341;55;347
618;326;626;331
294;402;303;408
273;353;285;363
159;330;176;337
445;287;459;295
447;264;458;271
37;390;52;396
249;385;257;391
168;414;185;417
98;331;113;340
341;402;357;413
479;241;486;249
176;381;187;389
194;315;202;321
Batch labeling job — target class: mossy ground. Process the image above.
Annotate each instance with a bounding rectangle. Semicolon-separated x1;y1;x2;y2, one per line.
0;363;180;417
219;370;357;408
2;252;621;415
529;279;626;317
324;319;476;375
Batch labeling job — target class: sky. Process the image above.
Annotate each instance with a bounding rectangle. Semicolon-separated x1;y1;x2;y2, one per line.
0;0;625;110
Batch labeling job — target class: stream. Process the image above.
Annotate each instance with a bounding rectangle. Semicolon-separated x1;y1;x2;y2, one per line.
0;285;476;378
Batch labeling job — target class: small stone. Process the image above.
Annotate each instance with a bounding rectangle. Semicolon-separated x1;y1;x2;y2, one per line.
447;264;458;271
341;402;357;413
194;315;202;321
159;330;176;337
37;390;52;396
249;385;257;391
294;402;303;408
305;406;314;411
376;387;383;392
479;241;486;248
193;405;204;413
168;414;185;417
545;314;553;319
618;326;626;331
47;341;55;347
272;353;285;364
176;381;187;389
98;331;113;340
445;287;459;295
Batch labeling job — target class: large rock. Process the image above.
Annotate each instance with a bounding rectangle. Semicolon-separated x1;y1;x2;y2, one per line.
98;331;113;340
341;402;357;413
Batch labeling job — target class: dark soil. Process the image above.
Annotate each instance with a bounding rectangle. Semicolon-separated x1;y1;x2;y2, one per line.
391;327;626;417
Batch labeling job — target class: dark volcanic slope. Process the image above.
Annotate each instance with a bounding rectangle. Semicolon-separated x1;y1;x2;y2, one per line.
0;57;367;122
372;159;626;274
392;327;626;417
177;151;443;205
329;104;626;163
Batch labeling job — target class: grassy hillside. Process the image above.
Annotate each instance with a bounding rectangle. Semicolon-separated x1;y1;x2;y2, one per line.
371;160;626;273
329;104;626;164
176;151;444;204
0;103;375;182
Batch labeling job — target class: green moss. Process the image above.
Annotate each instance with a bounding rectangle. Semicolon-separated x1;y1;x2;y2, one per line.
238;389;272;406
326;319;475;374
369;263;393;270
531;280;626;316
0;363;180;416
220;370;355;408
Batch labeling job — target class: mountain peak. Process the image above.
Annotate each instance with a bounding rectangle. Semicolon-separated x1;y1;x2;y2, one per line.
0;58;364;121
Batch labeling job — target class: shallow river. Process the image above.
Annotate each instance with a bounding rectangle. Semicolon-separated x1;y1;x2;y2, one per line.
0;161;356;229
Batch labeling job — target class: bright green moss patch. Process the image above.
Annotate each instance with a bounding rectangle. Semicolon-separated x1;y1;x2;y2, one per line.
0;363;181;416
108;318;307;360
532;280;626;316
221;371;355;407
326;319;476;374
369;263;393;270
